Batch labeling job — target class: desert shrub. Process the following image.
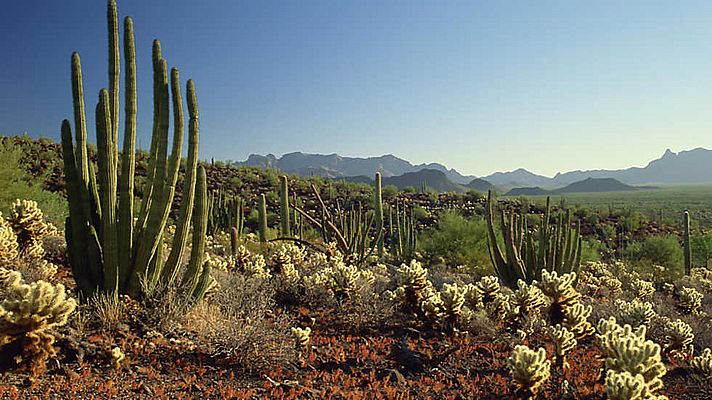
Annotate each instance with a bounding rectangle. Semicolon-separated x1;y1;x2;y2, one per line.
580;238;605;263
625;235;683;272
0;144;66;226
419;212;492;274
184;270;295;369
691;232;712;268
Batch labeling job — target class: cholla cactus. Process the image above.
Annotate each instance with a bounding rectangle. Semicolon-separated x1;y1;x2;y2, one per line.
662;319;694;360
463;283;484;310
0;215;19;263
690;268;712;292
291;326;311;349
8;200;49;259
605;370;668;400
691;348;712;376
242;254;271;280
422;283;470;331
677;287;703;314
630;279;655;300
488;292;514;323
0;267;76;366
562;302;594;340
538;271;580;307
549;324;576;367
270;245;293;274
111;346;125;369
616;299;656;328
508;345;551;397
391;260;435;309
510;280;547;318
596;317;666;396
309;260;374;301
475;275;501;304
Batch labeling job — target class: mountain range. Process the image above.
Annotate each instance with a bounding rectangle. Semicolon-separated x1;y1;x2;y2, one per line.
237;147;712;192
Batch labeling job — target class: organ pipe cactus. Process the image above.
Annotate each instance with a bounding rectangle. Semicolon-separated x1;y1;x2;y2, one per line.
61;0;209;300
388;202;418;262
485;192;582;289
684;211;691;275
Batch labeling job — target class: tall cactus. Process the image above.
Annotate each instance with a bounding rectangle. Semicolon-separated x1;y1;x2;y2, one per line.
684;211;692;275
374;172;384;258
485;191;581;289
258;194;268;243
61;0;209;300
280;175;291;237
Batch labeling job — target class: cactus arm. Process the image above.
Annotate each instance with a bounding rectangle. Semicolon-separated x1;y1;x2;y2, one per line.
280;175;291;237
258;194;268;242
61;120;93;294
485;190;507;273
181;166;208;292
107;0;120;169
161;79;200;287
374;172;384;258
136;40;164;234
96;89;119;293
684;211;692;275
117;16;136;290
71;53;89;186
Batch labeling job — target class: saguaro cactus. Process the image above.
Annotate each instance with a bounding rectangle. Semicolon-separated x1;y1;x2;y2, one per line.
684;211;692;275
61;0;209;300
280;176;291;237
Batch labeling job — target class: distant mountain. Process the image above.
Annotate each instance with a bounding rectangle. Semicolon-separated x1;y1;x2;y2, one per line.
482;168;552;188
465;178;494;192
551;148;712;186
555;177;640;193
505;178;644;196
346;169;465;193
505;187;550;196
237;152;475;184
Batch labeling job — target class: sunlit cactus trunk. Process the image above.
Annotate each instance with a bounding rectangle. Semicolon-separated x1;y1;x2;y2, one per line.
258;194;268;242
684;211;692;275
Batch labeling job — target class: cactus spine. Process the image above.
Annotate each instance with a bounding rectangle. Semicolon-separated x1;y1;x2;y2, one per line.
374;172;384;258
62;0;208;300
684;211;692;275
258;194;268;243
280;175;291;237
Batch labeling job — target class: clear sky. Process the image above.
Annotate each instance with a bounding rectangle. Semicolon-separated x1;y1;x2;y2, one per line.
3;0;712;177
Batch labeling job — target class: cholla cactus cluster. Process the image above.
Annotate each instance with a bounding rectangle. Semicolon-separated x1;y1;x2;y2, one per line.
616;299;656;328
0;267;76;365
475;275;501;304
630;279;655;300
662;318;694;360
691;348;712;376
537;271;593;340
291;326;311;349
548;324;576;366
507;345;551;397
0;215;20;263
510;280;547;318
306;258;374;300
389;260;436;310
597;317;666;397
605;370;668;400
421;282;472;331
677;286;703;314
7;200;50;259
578;262;623;297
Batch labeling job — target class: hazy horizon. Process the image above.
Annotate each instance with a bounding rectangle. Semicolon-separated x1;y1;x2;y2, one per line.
4;0;712;176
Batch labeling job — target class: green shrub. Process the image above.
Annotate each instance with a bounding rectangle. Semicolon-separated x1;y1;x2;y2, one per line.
691;232;712;268
0;143;66;226
624;234;683;272
420;212;492;275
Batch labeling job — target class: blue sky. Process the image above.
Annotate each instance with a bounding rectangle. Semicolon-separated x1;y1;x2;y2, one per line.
3;0;712;177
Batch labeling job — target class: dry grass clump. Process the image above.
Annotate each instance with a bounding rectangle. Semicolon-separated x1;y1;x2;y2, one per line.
184;270;296;369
